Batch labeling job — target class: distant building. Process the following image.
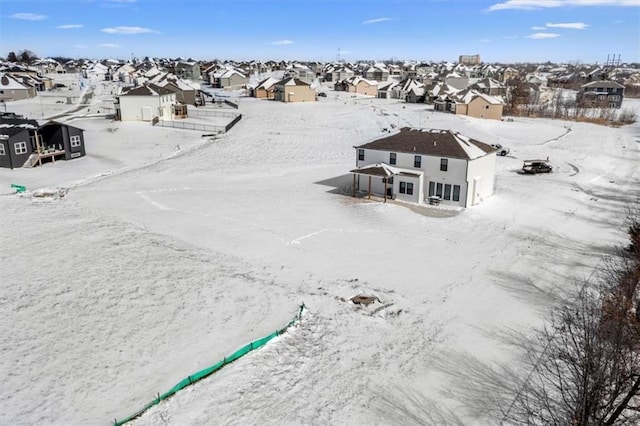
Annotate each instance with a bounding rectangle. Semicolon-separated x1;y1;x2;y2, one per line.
577;80;625;109
459;54;481;66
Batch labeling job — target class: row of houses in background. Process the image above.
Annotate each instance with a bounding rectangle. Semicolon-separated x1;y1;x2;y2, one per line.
0;113;86;169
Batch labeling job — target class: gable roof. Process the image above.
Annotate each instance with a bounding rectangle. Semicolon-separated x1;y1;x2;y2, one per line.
120;83;175;97
275;77;310;87
356;127;495;160
581;80;625;89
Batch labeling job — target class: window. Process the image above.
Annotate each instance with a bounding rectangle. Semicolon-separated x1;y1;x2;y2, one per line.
414;155;421;168
70;135;81;147
382;177;393;184
399;182;413;195
444;184;452;200
14;141;27;155
0;144;5;156
389;152;396;165
453;185;461;202
428;181;435;197
436;183;443;198
358;149;365;161
440;158;448;171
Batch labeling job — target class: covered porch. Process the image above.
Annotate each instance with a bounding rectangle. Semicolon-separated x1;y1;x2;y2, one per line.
349;163;423;204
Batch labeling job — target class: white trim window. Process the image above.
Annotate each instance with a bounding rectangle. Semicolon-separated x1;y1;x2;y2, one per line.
14;141;27;155
0;144;5;156
70;135;81;147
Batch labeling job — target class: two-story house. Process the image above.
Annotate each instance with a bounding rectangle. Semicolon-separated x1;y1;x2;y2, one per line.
350;128;496;207
115;83;178;121
577;80;625;108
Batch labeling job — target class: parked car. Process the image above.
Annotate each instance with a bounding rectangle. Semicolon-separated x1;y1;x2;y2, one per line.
317;92;327;97
491;143;510;156
522;160;553;174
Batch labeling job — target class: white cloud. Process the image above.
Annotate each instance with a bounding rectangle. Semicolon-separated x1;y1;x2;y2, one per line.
11;13;47;20
527;32;561;39
503;35;520;39
362;17;394;25
268;40;294;45
98;43;121;48
57;24;84;29
532;26;546;29
546;22;589;29
489;0;640;11
101;26;158;34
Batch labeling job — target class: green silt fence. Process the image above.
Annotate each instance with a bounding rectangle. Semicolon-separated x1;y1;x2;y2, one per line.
113;304;305;426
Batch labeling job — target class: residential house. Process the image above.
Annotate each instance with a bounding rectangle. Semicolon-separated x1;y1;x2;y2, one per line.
454;90;505;120
444;72;470;90
174;61;201;80
406;87;426;104
115;83;178;121
219;69;249;89
0;115;86;169
577;80;625;108
350;127;496;207
470;78;506;97
330;66;354;83
364;64;389;82
0;73;36;101
149;73;203;105
273;78;316;103
377;80;399;99
252;77;280;99
335;76;378;96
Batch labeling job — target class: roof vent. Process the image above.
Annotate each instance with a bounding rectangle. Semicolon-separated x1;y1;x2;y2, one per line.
433;141;437;146
413;146;416;152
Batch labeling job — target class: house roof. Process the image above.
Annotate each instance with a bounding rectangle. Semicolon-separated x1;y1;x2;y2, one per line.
581;80;625;89
120;83;174;97
356;127;495;160
255;77;280;90
275;77;310;87
350;163;422;177
0;73;29;90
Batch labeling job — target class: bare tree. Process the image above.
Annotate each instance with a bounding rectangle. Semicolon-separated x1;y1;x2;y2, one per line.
504;205;640;426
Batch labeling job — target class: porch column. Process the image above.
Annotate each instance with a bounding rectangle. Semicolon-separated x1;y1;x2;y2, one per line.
384;178;387;203
352;174;356;197
368;176;371;199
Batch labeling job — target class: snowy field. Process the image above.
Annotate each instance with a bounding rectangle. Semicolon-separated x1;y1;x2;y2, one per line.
1;78;639;425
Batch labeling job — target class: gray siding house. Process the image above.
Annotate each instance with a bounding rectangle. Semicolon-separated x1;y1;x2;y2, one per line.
577;80;625;108
0;115;86;169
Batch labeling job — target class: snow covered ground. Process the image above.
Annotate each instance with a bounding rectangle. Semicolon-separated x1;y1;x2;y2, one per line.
1;78;639;425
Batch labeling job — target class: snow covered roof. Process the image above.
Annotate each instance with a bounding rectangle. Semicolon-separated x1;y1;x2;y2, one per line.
0;73;29;90
344;76;378;86
350;163;422;177
120;83;175;97
255;77;281;90
275;77;310;87
356;127;494;160
581;80;625;89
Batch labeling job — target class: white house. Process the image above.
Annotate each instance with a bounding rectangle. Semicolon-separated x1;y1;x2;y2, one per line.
350;127;497;207
115;83;177;121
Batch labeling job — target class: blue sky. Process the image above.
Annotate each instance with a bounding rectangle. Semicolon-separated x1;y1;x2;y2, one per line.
1;0;639;63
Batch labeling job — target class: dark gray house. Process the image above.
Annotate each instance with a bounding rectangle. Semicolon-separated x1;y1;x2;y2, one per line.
577;80;625;108
0;114;86;169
